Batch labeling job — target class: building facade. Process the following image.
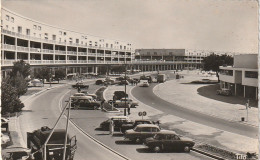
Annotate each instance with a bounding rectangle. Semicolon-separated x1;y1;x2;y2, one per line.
219;54;258;100
1;7;134;76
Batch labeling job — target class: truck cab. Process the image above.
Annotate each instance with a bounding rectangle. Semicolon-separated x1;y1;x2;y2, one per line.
27;126;77;160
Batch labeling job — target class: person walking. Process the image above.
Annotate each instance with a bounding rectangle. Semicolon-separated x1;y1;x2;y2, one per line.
109;120;114;135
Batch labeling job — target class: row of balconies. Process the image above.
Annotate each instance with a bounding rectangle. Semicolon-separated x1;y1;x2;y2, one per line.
2;29;132;52
2;44;132;57
2;59;128;66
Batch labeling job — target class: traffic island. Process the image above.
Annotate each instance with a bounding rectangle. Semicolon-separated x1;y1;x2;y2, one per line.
95;87;120;113
195;144;258;160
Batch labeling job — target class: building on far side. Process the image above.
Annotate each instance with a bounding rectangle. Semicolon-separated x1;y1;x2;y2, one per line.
219;54;258;100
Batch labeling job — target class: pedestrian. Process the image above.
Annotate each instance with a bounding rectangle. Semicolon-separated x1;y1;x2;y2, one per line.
77;86;81;93
109;120;114;135
127;105;131;115
101;100;105;110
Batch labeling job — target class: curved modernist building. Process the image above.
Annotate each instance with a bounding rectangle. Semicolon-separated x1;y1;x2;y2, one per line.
1;7;134;76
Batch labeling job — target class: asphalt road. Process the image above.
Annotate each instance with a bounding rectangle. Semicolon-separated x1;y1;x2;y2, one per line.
19;80;212;160
132;83;258;138
20;82;125;160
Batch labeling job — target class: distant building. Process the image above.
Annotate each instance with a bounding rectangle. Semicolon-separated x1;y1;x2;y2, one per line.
219;54;258;100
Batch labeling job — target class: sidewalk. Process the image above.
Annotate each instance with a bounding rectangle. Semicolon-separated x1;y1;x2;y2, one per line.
103;83;258;154
153;70;258;126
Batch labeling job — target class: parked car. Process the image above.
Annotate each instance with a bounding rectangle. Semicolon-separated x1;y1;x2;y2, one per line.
96;79;104;85
114;98;139;108
124;124;161;143
144;130;195;153
121;119;155;133
113;91;128;101
140;75;152;83
72;82;89;89
118;80;129;85
139;80;149;87
105;77;115;84
85;93;97;100
217;88;232;96
71;96;100;110
99;116;132;131
70;93;89;101
1;117;9;131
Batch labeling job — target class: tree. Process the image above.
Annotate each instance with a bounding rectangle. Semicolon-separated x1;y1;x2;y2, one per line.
10;72;28;97
10;60;30;78
202;53;233;82
1;78;24;115
54;69;66;83
35;67;52;83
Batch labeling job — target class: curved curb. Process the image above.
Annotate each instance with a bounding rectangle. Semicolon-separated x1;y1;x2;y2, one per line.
60;89;130;160
152;80;258;128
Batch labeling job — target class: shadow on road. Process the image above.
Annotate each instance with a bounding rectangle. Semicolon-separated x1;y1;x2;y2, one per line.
112;133;123;137
115;140;137;145
197;84;258;107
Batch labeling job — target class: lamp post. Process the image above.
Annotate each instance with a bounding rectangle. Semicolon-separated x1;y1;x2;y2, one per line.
124;62;127;116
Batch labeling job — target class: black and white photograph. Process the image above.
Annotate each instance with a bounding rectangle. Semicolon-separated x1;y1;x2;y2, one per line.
0;0;258;160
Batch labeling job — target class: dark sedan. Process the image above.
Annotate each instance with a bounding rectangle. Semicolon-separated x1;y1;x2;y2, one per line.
144;130;195;153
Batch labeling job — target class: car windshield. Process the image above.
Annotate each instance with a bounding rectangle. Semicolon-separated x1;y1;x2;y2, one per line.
133;126;141;132
154;134;162;140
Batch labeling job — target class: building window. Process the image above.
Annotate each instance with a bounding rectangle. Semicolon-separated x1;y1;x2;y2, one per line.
95;42;98;46
124;46;126;49
59;38;61;42
64;32;66;36
38;26;41;30
6;25;8;30
6;15;9;21
33;25;37;29
106;43;108;48
34;33;36;37
85;36;87;39
220;69;233;76
52;35;56;40
76;39;79;44
26;29;30;35
11;17;14;23
18;26;22;34
111;44;113;48
12;27;14;31
245;71;258;78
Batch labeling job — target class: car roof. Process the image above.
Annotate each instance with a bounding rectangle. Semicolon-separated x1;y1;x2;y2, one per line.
136;124;159;128
72;96;93;99
110;116;129;119
157;130;177;135
73;93;85;95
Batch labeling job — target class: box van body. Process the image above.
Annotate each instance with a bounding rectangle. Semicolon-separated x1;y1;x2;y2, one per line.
157;74;166;83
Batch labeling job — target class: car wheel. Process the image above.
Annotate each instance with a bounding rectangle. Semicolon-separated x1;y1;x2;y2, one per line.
114;104;118;108
153;146;161;153
135;137;141;143
184;146;190;152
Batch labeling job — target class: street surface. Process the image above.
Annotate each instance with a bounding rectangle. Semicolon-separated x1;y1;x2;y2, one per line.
18;80;212;160
132;83;258;138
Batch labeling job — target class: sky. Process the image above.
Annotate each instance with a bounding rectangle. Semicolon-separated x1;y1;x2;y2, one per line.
2;0;258;53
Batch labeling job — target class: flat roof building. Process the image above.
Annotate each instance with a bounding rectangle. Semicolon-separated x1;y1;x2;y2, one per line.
219;54;258;100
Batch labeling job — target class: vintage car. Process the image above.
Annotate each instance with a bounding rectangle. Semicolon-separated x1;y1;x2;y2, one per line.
144;130;195;153
139;80;149;87
216;88;232;96
113;98;139;108
124;124;161;143
71;96;100;110
95;79;104;85
72;82;89;89
121;119;155;133
70;93;89;101
99;116;132;131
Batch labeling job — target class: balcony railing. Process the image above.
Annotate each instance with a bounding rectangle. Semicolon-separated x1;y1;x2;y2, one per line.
30;48;41;53
78;52;88;56
67;60;77;63
3;44;16;50
97;53;104;57
30;60;42;64
17;46;29;52
88;53;96;56
55;50;66;54
67;51;77;55
78;60;88;63
42;60;54;64
55;60;66;64
42;49;54;53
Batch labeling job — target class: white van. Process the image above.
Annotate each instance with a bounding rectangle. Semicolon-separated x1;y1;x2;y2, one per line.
139;80;149;87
